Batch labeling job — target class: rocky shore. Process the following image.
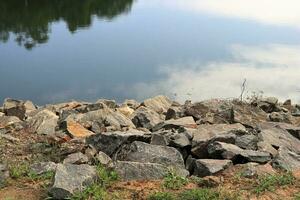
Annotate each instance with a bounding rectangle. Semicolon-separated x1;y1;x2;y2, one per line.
0;95;300;199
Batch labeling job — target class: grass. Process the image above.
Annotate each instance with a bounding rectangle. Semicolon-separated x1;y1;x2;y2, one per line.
147;189;240;200
9;162;30;179
9;161;54;181
147;192;176;200
254;172;295;194
163;170;189;190
70;164;119;200
294;193;300;200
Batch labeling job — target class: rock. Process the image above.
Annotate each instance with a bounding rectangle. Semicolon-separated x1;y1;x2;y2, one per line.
184;99;233;123
117;105;134;118
0;112;4;117
141;95;172;114
131;106;163;130
273;122;300;140
196;176;223;187
0;133;20;142
75;102;106;113
3;98;26;120
96;99;118;109
153;116;197;131
115;161;188;181
208;142;271;164
86;131;151;156
31;162;57;175
0;116;22;128
62;120;95;138
191;124;245;158
150;133;168;146
232;100;267;128
0;163;9;188
193;159;232;177
272;147;300;171
241;163;276;178
27;109;58;135
49;164;97;199
235;134;259;150
169;132;191;148
117;141;185;168
258;122;300;155
166;106;185;120
122;99;140;110
66;107;135;132
23;100;37;114
268;112;292;123
63;152;89;164
96;151;113;168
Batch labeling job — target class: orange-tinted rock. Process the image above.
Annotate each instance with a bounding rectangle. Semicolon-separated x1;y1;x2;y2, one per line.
66;120;95;138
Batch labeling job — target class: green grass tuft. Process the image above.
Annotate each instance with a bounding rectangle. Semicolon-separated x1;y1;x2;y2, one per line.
163;170;189;190
147;192;176;200
254;172;295;194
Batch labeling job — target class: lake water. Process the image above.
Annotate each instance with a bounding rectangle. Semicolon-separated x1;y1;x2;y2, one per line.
1;0;300;105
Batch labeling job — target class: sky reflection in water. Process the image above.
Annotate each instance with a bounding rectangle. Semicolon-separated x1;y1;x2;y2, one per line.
0;0;299;104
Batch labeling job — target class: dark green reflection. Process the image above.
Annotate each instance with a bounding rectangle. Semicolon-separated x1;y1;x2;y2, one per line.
0;0;134;49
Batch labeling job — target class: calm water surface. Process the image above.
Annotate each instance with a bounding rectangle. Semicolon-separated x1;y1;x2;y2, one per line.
1;0;300;104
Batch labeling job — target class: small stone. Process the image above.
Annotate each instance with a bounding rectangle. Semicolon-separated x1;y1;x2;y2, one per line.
63;152;89;164
96;151;113;168
193;159;232;177
31;162;57;175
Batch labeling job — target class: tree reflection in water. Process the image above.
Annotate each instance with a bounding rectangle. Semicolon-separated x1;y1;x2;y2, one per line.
0;0;134;49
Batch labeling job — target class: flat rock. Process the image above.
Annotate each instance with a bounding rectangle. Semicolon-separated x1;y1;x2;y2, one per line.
31;162;57;175
193;159;232;177
166;105;185;120
116;141;185;168
62;120;94;138
66;107;135;132
86;131;151;156
49;164;97;199
117;105;134;118
26;109;58;135
131;106;163;130
141;95;172;114
184;99;234;123
115;161;189;181
191;124;245;158
235;134;259;150
208;141;271;164
153;116;197;131
63;152;89;164
272;147;300;171
122;99;140;110
272;122;300;140
0;116;22;128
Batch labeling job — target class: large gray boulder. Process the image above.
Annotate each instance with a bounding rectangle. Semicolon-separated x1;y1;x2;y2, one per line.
153;116;197;131
49;164;97;199
191;124;245;158
115;161;189;181
117;141;185;168
208;142;271;164
235;134;259;150
141;95;172;114
26;109;58;135
131;106;163;130
272;147;300;171
193;159;232;177
257;122;300;155
86;131;151;156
